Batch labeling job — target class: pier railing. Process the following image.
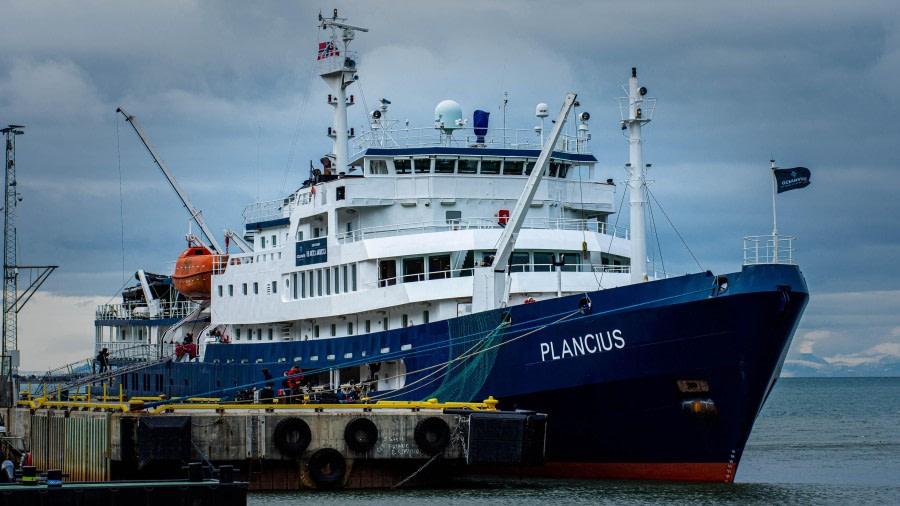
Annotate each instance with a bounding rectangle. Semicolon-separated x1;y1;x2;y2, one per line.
743;234;796;265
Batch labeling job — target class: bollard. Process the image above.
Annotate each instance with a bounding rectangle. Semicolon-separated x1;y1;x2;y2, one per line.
218;465;234;484
21;466;37;486
46;469;63;487
186;462;203;482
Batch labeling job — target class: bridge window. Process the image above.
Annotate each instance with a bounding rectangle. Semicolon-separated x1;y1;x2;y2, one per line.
503;160;524;175
458;158;478;174
414;158;432;173
480;159;501;175
558;164;570;178
369;159;388;174
534;252;554;272
435;158;456;173
394;159;412;174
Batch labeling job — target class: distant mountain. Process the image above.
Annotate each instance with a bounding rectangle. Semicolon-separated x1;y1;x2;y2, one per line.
782;353;900;377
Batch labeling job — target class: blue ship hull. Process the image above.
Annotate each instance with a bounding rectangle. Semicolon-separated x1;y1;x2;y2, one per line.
119;264;808;482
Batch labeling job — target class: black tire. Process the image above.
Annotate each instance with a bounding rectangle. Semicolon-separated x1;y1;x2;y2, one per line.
307;448;346;489
273;417;311;458
344;417;379;453
414;417;451;456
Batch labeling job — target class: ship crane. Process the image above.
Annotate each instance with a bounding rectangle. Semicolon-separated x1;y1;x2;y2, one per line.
473;93;578;311
116;107;225;255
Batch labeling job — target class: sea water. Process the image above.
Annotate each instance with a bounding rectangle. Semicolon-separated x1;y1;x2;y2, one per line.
250;377;900;505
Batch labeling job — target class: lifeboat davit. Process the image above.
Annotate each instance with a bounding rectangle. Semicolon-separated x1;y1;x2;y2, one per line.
172;245;226;300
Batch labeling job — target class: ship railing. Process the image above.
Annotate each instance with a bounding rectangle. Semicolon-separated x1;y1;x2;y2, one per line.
242;196;295;225
743;234;797;265
369;263;631;288
211;254;229;275
33;344;162;388
337;217;629;244
351;126;590;155
318;50;359;75
95;300;200;321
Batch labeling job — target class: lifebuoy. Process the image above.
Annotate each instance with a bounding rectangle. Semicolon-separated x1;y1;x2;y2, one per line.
273;417;312;457
578;296;592;315
344;417;379;453
414;417;451;456
307;448;346;488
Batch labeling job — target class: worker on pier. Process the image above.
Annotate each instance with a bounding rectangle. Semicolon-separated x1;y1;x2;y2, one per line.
260;368;275;403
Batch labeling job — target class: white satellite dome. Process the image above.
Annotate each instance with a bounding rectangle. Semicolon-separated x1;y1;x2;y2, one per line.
535;103;549;118
434;100;464;132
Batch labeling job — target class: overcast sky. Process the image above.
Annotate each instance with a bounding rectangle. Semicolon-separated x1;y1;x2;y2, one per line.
2;1;898;370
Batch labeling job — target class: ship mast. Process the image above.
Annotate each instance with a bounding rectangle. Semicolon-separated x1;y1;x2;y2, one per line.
319;9;368;173
620;67;654;283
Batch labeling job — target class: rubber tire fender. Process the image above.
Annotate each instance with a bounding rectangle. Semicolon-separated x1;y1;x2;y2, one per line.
273;417;312;458
414;416;451;456
344;417;379;453
307;448;346;489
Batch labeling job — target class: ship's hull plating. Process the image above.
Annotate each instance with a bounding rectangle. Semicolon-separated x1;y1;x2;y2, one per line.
122;264;808;482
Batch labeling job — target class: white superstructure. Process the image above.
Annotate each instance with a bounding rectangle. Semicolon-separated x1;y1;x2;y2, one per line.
204;12;642;347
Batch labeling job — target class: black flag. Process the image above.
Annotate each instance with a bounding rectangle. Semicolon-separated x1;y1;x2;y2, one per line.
773;167;811;194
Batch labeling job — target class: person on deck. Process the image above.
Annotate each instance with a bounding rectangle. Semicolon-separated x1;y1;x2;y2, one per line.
286;365;304;402
96;348;110;374
260;368;275;403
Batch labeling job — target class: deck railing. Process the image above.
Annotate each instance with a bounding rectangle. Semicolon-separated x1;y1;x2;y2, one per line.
95;300;200;321
337;217;629;244
351;126;590;156
743;234;796;265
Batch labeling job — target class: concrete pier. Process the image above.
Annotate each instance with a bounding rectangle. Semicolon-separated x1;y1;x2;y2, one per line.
4;397;546;490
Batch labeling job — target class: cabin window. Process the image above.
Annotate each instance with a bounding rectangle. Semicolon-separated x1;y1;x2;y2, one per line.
296;229;303;241
268;328;274;341
309;271;316;297
218;285;223;297
503;160;524;175
403;257;425;283
330;324;336;337
414;158;432;173
429;254;451;279
272;234;277;247
314;325;320;338
401;314;409;327
533;252;555;272
342;265;349;292
394;158;412;174
525;160;536;175
261;236;267;249
458;158;478;174
292;273;298;299
228;285;234;296
435;158;456;173
325;269;331;295
301;272;307;298
257;328;262;341
369;159;388;174
365;320;371;333
253;282;259;295
480;159;501;174
445;210;462;225
272;281;278;294
348;322;354;335
561;252;578;272
379;260;397;287
549;162;560;177
351;264;358;291
510;252;530;273
333;267;340;294
423;310;430;324
236;328;241;340
558;164;570;178
383;317;389;330
317;270;323;296
242;283;248;295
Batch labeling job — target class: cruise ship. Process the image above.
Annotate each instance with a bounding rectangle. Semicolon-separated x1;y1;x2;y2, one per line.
82;11;807;482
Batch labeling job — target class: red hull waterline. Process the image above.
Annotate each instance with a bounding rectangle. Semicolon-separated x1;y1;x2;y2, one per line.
489;462;737;483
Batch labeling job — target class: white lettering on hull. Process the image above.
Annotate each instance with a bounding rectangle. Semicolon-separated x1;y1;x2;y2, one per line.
539;329;625;362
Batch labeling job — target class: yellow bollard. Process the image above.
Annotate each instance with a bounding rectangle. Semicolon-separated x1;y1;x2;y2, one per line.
103;383;108;403
119;383;123;403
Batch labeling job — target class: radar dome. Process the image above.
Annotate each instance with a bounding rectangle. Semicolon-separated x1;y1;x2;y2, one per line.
434;100;464;132
535;103;549;118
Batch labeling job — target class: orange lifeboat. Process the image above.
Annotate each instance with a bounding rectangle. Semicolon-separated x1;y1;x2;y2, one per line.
173;245;227;300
